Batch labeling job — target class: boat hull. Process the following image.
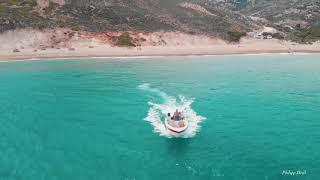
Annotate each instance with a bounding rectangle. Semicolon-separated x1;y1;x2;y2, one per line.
164;119;189;133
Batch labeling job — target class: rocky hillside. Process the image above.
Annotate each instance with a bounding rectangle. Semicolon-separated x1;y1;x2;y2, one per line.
0;0;257;39
201;0;320;42
242;0;320;43
0;0;319;42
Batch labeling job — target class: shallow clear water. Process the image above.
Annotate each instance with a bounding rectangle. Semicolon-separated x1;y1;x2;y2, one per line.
0;55;320;180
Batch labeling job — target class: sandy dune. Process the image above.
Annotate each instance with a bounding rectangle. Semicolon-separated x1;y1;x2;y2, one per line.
0;29;319;61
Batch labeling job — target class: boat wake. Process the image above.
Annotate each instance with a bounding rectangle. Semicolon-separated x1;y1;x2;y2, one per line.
138;83;205;138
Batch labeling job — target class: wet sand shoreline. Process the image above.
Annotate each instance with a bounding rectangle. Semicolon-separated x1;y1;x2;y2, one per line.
1;46;319;61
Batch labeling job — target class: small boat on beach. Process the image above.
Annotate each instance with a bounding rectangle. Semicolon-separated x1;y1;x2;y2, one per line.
165;109;189;133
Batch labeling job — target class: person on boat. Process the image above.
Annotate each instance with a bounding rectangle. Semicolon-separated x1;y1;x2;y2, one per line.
174;109;179;116
173;109;181;121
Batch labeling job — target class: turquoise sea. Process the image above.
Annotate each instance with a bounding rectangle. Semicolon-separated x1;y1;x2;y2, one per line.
0;55;320;180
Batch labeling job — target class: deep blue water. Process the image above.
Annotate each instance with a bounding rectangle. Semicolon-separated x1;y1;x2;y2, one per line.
0;55;320;180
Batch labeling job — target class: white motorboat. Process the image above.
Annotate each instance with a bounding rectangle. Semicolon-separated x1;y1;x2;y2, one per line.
165;109;189;133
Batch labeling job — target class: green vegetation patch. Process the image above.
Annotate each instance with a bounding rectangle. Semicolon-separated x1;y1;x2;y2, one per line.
272;33;284;40
44;1;59;15
227;31;246;42
18;5;33;15
116;32;136;47
310;27;320;37
1;0;35;6
0;4;6;13
291;25;320;44
0;0;36;14
7;0;18;6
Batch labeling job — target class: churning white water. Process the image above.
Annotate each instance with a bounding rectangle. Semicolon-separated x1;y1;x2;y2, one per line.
138;83;205;138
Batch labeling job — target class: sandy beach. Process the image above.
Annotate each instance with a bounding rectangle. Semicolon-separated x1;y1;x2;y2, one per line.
0;29;319;61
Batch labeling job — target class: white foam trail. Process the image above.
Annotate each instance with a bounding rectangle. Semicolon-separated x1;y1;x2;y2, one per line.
138;83;205;138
